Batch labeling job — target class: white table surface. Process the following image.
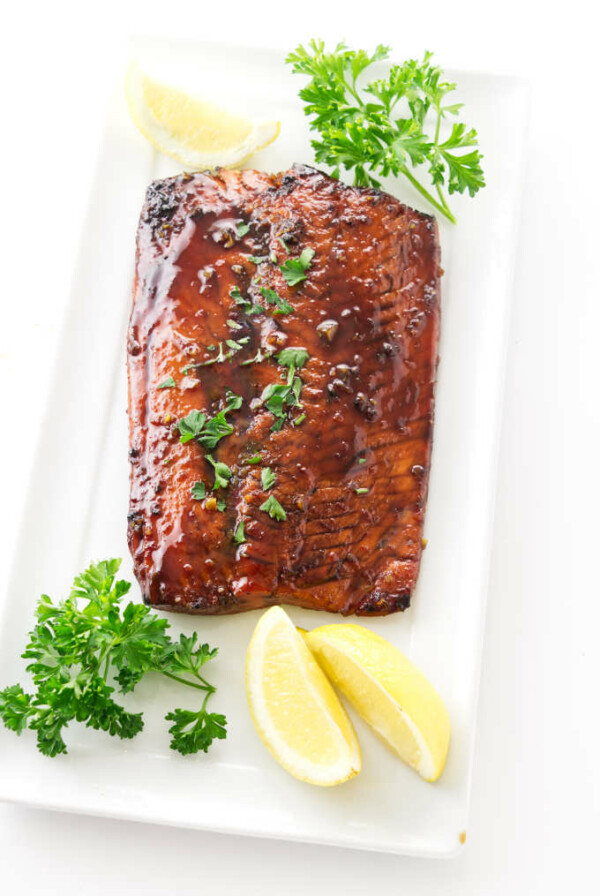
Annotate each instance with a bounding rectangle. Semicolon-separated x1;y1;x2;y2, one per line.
1;1;598;892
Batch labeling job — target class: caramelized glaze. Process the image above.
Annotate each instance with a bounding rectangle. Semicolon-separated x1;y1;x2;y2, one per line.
127;166;441;615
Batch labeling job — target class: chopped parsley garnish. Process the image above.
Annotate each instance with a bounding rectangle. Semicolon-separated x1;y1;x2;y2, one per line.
279;248;314;286
261;467;276;491
233;521;246;544
206;455;232;490
177;410;208;444
247;454;262;464
260;365;303;431
216;498;227;512
240;347;266;366
226;319;243;330
259;494;287;521
269;251;278;263
358;458;366;464
248;254;269;265
177;392;241;449
355;487;369;495
191;481;206;500
225;337;250;352
237;222;250;237
225;389;243;410
293;413;306;426
276;347;309;369
197;411;235;449
185;336;250;370
157;376;176;389
230;285;265;316
260;287;294;315
183;342;227;369
278;236;290;253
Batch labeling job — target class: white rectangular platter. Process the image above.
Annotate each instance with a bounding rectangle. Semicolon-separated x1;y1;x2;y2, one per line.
0;39;528;857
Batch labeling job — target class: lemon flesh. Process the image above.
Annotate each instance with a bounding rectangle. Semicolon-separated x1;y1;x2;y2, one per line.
245;607;361;786
304;625;450;781
125;62;280;169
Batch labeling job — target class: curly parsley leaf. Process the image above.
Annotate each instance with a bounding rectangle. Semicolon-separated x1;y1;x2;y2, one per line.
160;633;218;680
166;706;227;756
0;559;226;758
286;41;484;223
0;684;34;734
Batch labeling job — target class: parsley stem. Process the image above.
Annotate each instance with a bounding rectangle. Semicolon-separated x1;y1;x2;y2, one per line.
200;690;213;712
344;76;363;107
434;107;442;145
400;166;456;224
435;182;454;220
160;670;215;694
94;639;119;678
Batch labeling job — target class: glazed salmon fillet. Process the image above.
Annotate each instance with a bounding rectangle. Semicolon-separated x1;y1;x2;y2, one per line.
127;165;441;615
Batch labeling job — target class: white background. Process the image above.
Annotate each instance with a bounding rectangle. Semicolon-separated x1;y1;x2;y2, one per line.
0;1;598;892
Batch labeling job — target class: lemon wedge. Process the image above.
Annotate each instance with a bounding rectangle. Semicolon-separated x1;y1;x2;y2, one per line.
304;625;450;782
245;607;361;786
125;62;280;169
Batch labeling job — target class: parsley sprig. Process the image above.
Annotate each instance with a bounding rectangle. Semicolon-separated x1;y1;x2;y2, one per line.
286;41;485;223
0;560;226;757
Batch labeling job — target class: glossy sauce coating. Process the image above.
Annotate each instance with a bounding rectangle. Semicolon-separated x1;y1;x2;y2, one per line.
127;166;441;615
